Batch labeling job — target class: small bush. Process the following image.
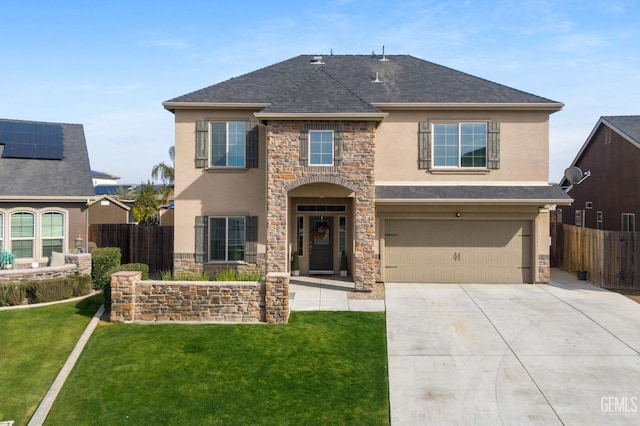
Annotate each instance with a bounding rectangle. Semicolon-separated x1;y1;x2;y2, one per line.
92;247;122;290
214;268;263;281
27;275;93;303
103;263;149;310
162;270;212;281
0;282;28;306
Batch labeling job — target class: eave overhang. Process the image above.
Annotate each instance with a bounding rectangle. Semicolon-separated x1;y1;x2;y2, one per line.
0;196;93;203
253;112;388;121
375;184;573;206
375;198;573;206
163;102;270;113
374;102;565;113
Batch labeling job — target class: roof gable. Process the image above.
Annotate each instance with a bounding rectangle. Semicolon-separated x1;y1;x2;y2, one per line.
560;115;640;186
602;116;640;145
165;54;562;110
0;118;95;197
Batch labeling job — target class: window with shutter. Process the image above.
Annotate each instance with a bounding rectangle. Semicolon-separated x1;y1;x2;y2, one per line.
195;121;258;169
418;121;431;169
299;129;309;166
422;121;500;170
194;216;208;262
245;216;258;263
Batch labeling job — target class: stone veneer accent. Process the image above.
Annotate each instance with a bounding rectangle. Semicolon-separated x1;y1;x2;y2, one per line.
0;253;91;283
537;254;550;283
110;271;289;323
266;121;376;291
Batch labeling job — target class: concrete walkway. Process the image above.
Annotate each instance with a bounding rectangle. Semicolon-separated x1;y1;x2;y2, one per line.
289;276;385;312
387;268;640;425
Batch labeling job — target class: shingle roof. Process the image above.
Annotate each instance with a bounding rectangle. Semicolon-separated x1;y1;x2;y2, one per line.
602;116;640;144
165;54;560;109
375;185;571;204
260;67;381;114
0;118;95;197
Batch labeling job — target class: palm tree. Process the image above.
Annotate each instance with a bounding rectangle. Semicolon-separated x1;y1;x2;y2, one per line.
151;146;175;205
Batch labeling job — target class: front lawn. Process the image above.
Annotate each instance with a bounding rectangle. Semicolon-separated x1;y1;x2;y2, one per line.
48;311;389;425
0;295;103;425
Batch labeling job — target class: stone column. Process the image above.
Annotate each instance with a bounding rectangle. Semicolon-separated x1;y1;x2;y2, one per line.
110;271;140;322
264;272;290;324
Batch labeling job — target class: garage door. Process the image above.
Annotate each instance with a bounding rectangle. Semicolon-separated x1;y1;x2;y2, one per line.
384;220;531;283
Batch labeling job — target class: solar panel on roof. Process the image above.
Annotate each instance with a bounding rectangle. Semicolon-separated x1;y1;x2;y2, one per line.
0;121;63;160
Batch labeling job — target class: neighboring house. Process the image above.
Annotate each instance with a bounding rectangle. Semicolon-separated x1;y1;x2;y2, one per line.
88;195;131;224
0;118;94;265
558;115;640;231
163;54;571;290
91;170;120;186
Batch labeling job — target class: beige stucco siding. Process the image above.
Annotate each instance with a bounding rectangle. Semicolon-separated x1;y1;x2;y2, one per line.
172;110;266;256
375;110;550;182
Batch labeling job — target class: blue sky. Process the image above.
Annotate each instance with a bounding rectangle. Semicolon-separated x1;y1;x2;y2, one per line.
1;0;638;184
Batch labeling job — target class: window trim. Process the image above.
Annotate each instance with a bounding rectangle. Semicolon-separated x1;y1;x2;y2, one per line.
209;121;246;168
1;208;69;261
432;121;488;169
0;212;3;250
308;130;334;166
40;211;65;258
10;210;36;260
208;216;246;262
622;213;635;232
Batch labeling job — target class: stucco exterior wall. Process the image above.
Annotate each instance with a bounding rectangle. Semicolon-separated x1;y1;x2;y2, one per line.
171;109;267;258
375;110;550;183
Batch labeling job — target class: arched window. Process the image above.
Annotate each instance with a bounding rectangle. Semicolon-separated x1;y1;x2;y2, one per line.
41;211;65;257
10;211;35;259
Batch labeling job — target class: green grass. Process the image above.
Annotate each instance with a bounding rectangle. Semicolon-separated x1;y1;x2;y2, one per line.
48;311;389;425
0;295;103;425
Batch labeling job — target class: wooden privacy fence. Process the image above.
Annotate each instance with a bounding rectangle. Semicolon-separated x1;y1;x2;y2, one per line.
557;224;640;290
89;224;174;275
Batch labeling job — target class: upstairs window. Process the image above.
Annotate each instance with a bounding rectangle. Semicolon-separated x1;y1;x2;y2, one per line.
433;123;487;168
195;121;259;169
419;121;499;171
211;122;246;167
309;130;334;166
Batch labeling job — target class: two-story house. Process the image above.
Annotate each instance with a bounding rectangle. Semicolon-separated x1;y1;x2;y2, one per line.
558;115;640;231
163;54;571;291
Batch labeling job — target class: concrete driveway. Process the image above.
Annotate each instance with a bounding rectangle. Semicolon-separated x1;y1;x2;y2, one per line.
386;269;640;425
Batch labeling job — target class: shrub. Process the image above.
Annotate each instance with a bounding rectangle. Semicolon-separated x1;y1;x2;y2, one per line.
214;268;263;281
0;282;27;306
162;270;212;281
103;263;149;310
27;275;93;304
92;247;121;290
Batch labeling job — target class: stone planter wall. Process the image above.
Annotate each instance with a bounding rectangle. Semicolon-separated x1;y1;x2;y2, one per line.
110;271;290;323
0;253;91;283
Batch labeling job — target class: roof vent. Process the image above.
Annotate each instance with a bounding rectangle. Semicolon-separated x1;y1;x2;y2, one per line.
310;56;324;64
372;72;382;83
379;45;389;62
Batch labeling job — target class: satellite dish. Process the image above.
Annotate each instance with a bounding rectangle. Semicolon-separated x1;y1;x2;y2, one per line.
564;166;584;184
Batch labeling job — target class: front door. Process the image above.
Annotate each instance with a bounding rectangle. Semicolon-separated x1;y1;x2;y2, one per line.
309;216;333;273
